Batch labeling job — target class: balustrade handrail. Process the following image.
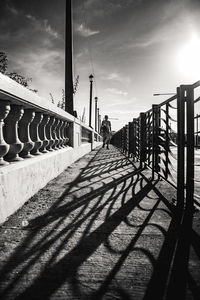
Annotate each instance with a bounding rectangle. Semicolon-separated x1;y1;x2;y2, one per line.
0;73;101;134
0;73;102;166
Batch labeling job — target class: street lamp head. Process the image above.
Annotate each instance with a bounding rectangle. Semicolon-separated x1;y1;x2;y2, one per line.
153;93;176;96
89;74;94;82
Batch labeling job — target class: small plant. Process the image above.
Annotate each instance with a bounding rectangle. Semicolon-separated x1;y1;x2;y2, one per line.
73;75;79;95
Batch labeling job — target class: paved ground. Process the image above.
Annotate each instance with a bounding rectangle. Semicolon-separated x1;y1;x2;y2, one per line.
0;145;199;300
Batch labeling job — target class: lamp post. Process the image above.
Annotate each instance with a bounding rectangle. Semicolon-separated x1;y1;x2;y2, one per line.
153;93;176;96
89;74;94;128
97;108;100;133
99;114;101;133
65;0;74;115
95;97;98;132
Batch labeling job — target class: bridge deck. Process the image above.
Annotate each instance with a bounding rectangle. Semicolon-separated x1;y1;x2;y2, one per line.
0;145;199;299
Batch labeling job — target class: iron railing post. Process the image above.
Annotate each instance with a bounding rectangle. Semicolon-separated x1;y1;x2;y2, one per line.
140;112;146;168
128;121;134;157
132;118;137;158
152;104;160;178
185;85;194;213
124;124;128;155
165;103;169;179
177;86;185;209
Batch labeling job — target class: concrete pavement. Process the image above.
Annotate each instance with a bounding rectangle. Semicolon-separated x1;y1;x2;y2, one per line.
0;145;199;299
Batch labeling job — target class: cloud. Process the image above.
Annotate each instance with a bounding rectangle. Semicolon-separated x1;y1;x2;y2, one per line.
76;23;100;37
106;73;121;80
3;3;60;40
105;72;131;84
43;19;59;39
6;4;19;15
25;14;59;39
106;87;128;96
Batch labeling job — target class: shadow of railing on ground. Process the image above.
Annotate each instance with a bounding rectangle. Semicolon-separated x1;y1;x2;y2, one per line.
0;146;199;299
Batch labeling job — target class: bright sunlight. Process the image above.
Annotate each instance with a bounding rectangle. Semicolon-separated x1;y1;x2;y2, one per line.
176;33;200;81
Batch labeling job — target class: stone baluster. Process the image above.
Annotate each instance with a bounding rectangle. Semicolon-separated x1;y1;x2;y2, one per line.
39;114;50;153
0;101;10;165
56;119;63;149
46;116;55;151
59;121;65;148
63;121;69;146
4;105;24;162
52;118;59;150
30;112;43;155
18;109;35;158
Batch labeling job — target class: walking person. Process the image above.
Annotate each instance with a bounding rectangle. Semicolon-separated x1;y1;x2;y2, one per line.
101;115;111;149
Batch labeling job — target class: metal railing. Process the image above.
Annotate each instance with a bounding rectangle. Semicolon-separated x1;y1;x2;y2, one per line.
111;81;200;209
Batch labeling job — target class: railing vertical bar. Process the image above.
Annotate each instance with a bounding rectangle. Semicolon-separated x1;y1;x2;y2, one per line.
152;105;160;178
165;103;169;179
140;112;146;168
177;86;185;209
185;85;194;212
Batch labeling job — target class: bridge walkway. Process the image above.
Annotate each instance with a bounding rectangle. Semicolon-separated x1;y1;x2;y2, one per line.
0;145;199;299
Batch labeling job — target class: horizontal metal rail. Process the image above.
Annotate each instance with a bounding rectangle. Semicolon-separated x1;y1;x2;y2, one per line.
111;81;200;210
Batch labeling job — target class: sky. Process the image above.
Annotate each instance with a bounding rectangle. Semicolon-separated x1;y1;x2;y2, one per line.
0;0;200;131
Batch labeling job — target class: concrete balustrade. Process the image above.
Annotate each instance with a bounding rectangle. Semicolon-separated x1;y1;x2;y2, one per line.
51;118;59;150
0;73;102;224
0;101;10;165
4;104;24;162
39;114;50;153
46;116;55;151
30;112;43;155
19;109;35;158
59;120;65;148
63;121;70;146
56;119;64;149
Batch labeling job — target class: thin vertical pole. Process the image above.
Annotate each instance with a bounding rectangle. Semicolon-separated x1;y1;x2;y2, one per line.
89;75;94;128
99;114;101;134
185;85;194;212
196;114;199;148
152;105;160;178
97;108;100;133
177;86;185;209
128;121;133;157
165;103;169;179
65;0;74;115
140;112;146;168
132;118;137;158
95;97;98;132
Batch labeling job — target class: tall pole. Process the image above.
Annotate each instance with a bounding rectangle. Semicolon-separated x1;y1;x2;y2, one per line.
89;74;94;128
99;114;101;134
97;108;100;133
95;97;98;132
65;0;74;115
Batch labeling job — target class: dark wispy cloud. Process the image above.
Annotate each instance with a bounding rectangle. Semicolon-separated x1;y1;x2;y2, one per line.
0;0;65;101
1;0;200;130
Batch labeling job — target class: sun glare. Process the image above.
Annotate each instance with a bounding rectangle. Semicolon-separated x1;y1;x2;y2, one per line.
176;34;200;81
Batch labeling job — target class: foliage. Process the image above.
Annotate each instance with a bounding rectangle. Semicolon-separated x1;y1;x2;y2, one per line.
8;72;32;87
73;75;79;95
49;93;55;104
0;51;37;93
0;52;8;74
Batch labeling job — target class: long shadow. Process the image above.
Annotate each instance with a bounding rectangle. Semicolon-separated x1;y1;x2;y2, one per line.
13;177;155;299
0;146;141;299
0;146;199;299
141;173;200;300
